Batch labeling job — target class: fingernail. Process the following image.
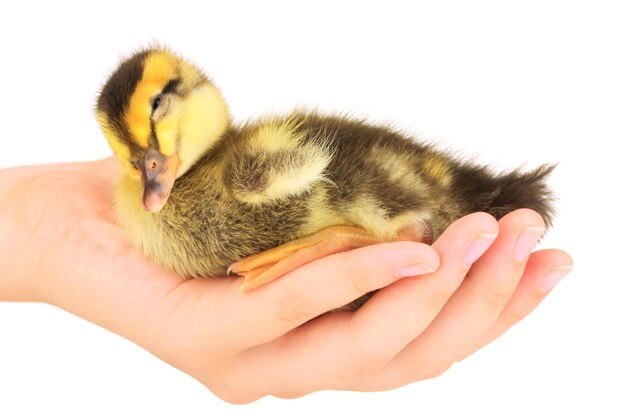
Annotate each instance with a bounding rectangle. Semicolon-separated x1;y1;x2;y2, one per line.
540;265;572;292
514;226;545;262
463;233;498;268
395;262;436;278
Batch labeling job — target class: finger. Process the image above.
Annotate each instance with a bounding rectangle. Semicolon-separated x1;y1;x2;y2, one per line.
227;213;499;396
343;212;499;368
459;249;573;359
215;241;440;348
354;208;546;391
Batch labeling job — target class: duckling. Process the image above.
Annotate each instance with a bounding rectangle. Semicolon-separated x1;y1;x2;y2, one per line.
96;47;555;296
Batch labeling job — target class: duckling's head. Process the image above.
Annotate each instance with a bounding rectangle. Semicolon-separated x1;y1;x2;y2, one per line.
96;48;229;212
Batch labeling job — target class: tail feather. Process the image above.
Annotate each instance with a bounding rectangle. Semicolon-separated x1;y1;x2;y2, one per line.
453;164;557;228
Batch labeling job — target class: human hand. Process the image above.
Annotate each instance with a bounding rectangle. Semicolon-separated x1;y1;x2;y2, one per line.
0;158;572;403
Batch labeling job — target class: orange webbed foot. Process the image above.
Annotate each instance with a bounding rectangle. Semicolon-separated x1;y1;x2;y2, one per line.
230;219;433;293
230;226;382;292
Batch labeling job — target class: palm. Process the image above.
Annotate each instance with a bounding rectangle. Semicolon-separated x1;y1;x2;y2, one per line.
7;159;236;377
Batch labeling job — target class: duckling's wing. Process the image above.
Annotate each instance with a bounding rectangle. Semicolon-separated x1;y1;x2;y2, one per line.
223;118;334;205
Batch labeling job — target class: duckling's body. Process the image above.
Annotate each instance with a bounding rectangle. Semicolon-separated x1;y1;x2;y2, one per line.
98;48;554;295
115;112;554;279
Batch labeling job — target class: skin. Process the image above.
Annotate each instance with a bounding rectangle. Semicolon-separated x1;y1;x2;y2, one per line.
0;158;573;404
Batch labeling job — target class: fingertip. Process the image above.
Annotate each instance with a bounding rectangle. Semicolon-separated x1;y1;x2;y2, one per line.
433;212;499;254
527;248;574;271
500;208;546;230
547;249;573;269
470;212;500;234
560;251;574;269
453;212;500;236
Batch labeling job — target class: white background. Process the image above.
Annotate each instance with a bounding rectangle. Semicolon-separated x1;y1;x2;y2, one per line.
1;1;624;416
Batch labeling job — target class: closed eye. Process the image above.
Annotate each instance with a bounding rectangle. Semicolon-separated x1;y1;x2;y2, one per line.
151;95;162;114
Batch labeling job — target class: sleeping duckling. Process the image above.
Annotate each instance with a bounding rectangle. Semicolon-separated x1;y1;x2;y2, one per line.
96;47;554;295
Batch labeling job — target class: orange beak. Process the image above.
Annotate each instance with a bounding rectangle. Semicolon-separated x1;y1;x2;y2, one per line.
138;146;180;212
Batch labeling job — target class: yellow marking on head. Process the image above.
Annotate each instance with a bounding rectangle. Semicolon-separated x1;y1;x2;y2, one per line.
125;51;179;148
119;49;229;178
154;98;182;157
177;83;230;176
423;154;453;186
97;110;136;175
